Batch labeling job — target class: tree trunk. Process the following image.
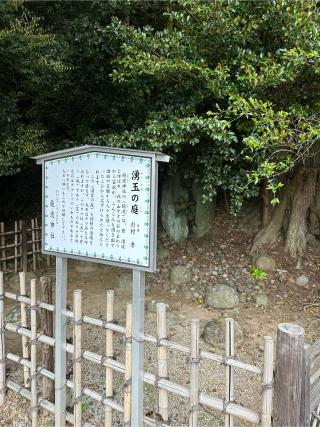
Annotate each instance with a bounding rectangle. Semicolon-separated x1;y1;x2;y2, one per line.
251;167;320;258
262;178;269;226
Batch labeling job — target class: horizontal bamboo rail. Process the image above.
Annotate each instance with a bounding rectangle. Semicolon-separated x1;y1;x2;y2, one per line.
6;353;167;427
4;291;261;375
4;320;260;424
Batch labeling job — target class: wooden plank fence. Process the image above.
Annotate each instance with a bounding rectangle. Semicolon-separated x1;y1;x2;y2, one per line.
0;218;51;273
0;272;275;427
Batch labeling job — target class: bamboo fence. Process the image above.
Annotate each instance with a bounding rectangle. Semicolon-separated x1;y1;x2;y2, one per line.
0;273;275;427
0;218;51;273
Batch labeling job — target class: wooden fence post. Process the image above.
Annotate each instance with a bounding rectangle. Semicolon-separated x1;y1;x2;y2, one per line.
40;276;54;402
300;343;311;427
0;271;5;406
21;220;28;273
19;272;30;388
105;290;114;427
274;323;305;427
30;278;38;427
261;336;274;427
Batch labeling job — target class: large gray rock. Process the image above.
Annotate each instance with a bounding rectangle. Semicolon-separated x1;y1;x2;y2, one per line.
205;284;239;309
202;319;244;350
192;182;216;239
254;255;275;272
295;274;309;287
161;175;189;242
170;265;192;285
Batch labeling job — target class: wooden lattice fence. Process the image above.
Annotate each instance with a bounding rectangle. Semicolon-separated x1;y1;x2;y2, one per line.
0;218;51;273
0;272;274;427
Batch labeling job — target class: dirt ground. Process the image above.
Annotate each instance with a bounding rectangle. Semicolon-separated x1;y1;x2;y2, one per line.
1;207;320;426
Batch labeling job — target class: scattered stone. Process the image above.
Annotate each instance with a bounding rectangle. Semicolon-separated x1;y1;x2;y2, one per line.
254;255;275;272
254;291;268;306
169;265;192;285
204;284;239;309
202;319;244;350
295;274;309;287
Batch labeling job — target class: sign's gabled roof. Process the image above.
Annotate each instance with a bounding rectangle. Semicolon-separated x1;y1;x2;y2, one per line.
32;145;171;164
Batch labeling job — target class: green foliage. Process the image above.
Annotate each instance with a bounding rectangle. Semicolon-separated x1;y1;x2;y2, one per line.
249;266;268;281
106;0;320;211
1;0;320;215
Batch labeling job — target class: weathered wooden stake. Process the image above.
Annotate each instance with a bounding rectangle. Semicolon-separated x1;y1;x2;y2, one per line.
261;336;274;427
73;290;82;427
40;276;54;401
189;319;200;427
157;303;169;422
0;271;5;406
19;272;30;388
124;303;132;426
30;278;38;427
105;290;114;427
274;323;304;427
225;318;235;427
300;343;311;427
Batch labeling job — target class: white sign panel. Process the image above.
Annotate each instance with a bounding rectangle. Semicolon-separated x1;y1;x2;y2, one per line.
44;152;153;268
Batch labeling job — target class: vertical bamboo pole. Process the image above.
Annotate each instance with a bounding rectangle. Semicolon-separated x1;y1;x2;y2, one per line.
261;336;274;427
40;276;54;401
21;220;28;272
105;290;114;427
1;223;6;273
14;221;18;273
19;272;30;388
274;323;304;427
0;271;5;406
189;319;200;427
73;290;82;427
124;303;132;426
35;218;40;254
224;318;235;427
30;278;38;427
31;219;36;271
157;303;169;422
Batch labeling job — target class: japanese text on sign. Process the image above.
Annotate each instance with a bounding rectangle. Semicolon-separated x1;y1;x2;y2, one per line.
44;152;152;268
